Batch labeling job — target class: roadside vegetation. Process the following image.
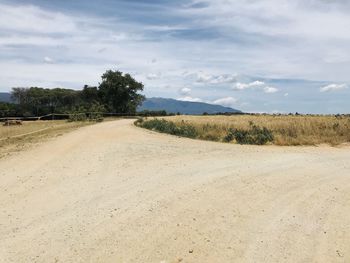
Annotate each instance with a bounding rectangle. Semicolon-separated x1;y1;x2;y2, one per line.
135;118;198;138
136;115;350;146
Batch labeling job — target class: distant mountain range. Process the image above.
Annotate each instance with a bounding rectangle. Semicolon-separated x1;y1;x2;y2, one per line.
0;92;11;103
0;92;241;114
139;97;241;115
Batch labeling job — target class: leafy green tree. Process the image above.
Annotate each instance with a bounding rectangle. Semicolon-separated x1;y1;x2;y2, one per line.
11;88;29;107
98;70;145;113
8;69;145;117
81;85;99;105
11;87;33;116
0;102;21;117
11;87;80;116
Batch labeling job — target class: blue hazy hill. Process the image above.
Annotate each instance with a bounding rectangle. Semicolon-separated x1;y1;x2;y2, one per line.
139;97;241;115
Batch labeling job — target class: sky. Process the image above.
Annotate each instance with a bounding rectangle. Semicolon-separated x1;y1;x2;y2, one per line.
0;0;349;113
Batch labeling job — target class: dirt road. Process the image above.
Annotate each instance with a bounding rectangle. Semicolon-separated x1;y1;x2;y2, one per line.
1;119;349;262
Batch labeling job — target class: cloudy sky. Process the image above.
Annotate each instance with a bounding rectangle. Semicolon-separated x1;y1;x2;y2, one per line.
0;0;349;113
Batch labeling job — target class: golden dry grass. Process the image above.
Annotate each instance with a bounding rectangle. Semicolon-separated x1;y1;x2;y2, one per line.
0;120;90;158
161;115;350;146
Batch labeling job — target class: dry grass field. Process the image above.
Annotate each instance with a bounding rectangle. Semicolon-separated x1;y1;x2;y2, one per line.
161;115;350;146
0;120;90;158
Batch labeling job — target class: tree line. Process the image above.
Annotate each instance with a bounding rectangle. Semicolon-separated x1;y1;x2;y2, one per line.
0;70;146;118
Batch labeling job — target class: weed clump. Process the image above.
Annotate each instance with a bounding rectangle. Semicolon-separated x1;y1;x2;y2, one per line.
136;118;198;139
224;122;274;145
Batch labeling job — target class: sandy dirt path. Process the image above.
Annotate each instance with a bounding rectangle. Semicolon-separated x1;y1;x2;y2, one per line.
1;119;349;263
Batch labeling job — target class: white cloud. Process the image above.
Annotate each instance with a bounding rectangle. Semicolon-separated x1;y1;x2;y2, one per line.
263;86;279;94
182;0;350;82
186;0;350;40
179;87;191;96
233;80;278;93
196;72;236;84
177;95;239;108
284;93;289;97
44;56;54;64
210;74;236;84
0;4;76;34
213;97;238;107
177;96;203;102
0;2;172;89
0;61;105;89
146;73;160;80
234;81;265;90
196;72;213;83
320;83;348;92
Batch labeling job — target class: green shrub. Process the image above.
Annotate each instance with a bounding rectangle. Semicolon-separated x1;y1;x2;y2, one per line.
68;112;87;122
225;123;274;145
88;103;105;122
136;119;198;139
88;112;104;122
137;110;167;117
68;103;105;122
223;130;235;142
134;117;144;126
